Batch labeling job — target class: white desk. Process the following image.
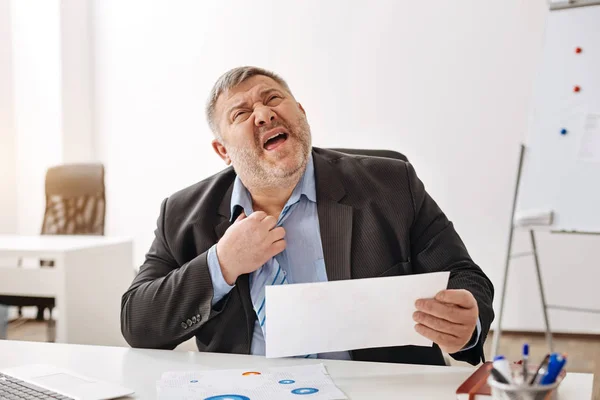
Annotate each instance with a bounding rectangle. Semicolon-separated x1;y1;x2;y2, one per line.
0;235;133;346
0;340;593;399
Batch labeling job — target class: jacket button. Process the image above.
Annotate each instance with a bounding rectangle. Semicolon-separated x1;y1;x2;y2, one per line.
187;319;193;327
192;316;197;324
197;314;201;321
181;322;187;329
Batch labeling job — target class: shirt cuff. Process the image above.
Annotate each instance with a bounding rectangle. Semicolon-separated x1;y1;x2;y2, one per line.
207;244;235;306
459;317;481;352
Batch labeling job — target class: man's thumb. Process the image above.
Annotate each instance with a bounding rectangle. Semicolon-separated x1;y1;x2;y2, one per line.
236;211;246;222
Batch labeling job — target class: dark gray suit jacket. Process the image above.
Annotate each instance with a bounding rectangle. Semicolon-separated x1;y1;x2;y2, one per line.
121;147;494;366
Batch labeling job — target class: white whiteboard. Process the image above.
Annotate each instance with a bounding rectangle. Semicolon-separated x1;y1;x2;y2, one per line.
517;4;600;233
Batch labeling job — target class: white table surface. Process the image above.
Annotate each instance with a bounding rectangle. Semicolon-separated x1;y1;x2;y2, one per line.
0;234;132;253
0;340;593;399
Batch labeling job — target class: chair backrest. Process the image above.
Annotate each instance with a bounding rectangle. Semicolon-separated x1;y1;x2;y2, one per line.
41;163;106;235
328;148;408;162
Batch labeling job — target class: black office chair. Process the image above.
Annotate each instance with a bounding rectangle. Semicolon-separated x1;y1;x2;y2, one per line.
329;148;408;163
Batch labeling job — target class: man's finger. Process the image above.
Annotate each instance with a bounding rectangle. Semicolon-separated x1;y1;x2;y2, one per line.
269;226;286;242
415;298;471;324
262;215;278;230
249;211;268;221
414;323;459;347
235;211;246;222
412;311;461;337
268;239;286;258
435;289;477;309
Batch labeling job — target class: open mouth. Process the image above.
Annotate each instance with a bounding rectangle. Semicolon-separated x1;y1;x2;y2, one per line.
263;131;289;151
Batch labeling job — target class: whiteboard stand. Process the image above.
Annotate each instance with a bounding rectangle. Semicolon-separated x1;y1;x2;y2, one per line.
492;144;600;357
492;144;553;357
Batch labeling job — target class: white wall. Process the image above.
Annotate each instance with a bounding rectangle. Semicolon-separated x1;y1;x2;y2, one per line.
0;0;17;234
10;0;63;234
8;0;95;235
60;0;94;164
92;0;600;333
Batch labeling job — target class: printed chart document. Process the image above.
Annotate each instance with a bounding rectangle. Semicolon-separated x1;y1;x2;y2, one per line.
266;271;450;358
156;364;347;400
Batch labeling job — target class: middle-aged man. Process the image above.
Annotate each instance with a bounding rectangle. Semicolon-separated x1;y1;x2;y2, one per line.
121;66;494;366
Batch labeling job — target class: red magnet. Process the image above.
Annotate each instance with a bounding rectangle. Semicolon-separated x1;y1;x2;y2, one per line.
575;47;582;54
574;86;581;93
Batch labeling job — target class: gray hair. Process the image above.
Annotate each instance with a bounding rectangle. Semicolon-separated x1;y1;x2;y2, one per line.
205;66;293;138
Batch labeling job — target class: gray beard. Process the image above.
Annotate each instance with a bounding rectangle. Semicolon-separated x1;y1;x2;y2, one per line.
225;116;312;192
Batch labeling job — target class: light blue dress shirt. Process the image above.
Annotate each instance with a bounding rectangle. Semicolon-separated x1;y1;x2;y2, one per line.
206;154;480;359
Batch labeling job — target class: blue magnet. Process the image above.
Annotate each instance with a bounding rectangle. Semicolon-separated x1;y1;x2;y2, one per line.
291;387;319;395
279;379;295;384
204;395;250;400
560;128;567;135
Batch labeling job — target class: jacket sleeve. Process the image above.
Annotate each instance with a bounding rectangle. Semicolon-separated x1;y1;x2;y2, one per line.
406;162;495;365
120;197;224;349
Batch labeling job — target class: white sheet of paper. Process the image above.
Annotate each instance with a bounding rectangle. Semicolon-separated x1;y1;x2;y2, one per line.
578;113;600;162
265;271;450;358
156;364;347;400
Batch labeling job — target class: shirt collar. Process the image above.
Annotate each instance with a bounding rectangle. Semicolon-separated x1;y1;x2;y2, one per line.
229;153;316;222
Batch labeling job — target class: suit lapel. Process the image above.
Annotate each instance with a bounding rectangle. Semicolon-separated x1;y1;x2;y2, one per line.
214;219;231;241
214;181;234;240
313;150;353;281
215;180;254;348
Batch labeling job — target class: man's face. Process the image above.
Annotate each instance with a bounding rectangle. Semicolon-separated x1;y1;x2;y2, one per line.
212;75;311;189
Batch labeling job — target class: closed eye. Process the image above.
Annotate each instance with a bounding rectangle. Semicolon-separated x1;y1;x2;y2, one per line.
233;110;249;121
267;95;282;105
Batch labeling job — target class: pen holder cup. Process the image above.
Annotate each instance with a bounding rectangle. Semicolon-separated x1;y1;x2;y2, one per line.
488;376;561;400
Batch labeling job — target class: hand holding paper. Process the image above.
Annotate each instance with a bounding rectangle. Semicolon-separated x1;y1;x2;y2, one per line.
265;271;450;358
413;289;479;354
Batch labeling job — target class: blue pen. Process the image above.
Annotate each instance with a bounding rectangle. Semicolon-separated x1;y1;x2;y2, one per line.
540;353;567;385
522;343;529;382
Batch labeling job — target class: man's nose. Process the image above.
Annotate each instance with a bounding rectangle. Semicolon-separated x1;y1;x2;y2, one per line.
254;106;276;127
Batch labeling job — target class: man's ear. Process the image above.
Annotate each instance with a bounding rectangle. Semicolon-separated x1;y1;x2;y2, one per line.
298;102;306;116
212;139;231;165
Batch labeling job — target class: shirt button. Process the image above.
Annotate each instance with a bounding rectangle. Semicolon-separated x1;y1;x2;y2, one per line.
187;319;193;327
181;322;187;329
192;316;197;324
